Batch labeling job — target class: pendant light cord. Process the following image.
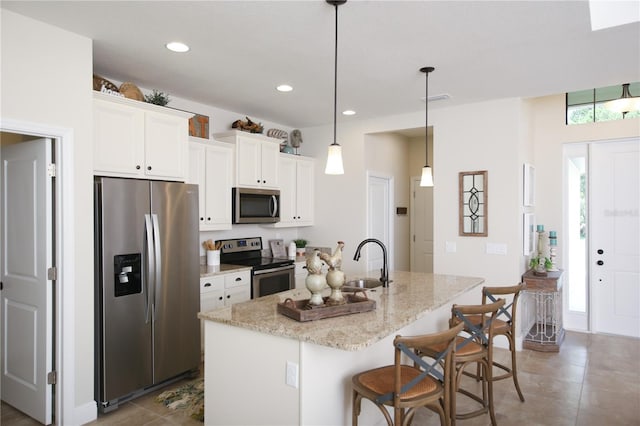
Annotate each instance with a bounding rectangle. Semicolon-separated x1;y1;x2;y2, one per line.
421;66;434;167
425;69;428;167
333;3;338;146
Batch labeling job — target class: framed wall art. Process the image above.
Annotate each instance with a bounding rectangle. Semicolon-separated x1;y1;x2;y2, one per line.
459;170;488;237
523;163;535;207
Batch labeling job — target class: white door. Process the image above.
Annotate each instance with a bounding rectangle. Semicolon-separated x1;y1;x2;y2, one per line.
1;138;54;424
410;177;433;272
590;138;640;338
367;174;392;272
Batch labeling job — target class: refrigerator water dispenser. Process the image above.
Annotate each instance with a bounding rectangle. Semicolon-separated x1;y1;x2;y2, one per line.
114;253;141;297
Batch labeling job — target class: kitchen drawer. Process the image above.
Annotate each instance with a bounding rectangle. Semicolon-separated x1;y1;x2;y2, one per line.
224;271;251;289
201;276;224;293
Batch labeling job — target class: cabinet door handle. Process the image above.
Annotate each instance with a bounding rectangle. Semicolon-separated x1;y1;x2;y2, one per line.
200;217;204;221
597;260;604;266
136;165;141;170
235;277;241;281
147;166;152;171
218;296;223;301
226;295;231;299
597;249;604;254
204;282;211;287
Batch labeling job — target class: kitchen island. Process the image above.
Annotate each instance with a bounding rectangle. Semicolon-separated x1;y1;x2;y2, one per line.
199;271;483;425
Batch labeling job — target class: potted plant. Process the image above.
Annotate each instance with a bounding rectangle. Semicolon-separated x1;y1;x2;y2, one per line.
144;89;170;106
529;256;552;276
293;239;308;257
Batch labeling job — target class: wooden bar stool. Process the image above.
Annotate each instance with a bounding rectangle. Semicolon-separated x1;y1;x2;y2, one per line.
467;284;526;402
351;322;465;426
417;299;505;426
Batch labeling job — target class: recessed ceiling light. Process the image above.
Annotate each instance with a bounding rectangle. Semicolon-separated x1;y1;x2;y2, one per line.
165;42;190;53
276;84;293;92
342;110;356;116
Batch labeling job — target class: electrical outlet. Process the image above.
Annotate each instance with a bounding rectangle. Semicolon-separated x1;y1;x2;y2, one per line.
286;361;299;388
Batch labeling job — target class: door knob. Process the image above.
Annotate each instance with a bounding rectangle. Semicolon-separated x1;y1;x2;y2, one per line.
597;260;604;266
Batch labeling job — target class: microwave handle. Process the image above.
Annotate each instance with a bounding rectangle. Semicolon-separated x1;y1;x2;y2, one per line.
270;195;278;218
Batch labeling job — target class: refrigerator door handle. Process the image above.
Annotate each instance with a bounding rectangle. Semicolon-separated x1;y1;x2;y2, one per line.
151;214;162;322
144;214;154;324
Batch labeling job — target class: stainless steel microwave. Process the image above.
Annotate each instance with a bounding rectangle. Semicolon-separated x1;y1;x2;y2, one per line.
232;187;280;224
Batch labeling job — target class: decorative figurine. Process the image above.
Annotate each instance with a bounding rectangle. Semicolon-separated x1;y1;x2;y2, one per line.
305;249;326;306
321;241;346;305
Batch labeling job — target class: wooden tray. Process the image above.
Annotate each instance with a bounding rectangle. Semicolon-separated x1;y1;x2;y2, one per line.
277;293;376;322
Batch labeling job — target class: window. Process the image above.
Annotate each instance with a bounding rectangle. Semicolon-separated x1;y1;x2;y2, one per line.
566;83;640;125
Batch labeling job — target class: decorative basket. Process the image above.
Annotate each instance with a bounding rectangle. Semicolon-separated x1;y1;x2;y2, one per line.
119;82;144;101
93;74;119;92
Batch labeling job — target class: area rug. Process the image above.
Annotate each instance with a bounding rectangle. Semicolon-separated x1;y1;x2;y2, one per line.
156;378;204;422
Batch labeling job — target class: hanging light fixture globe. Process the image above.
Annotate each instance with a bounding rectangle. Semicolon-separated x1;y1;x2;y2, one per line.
420;66;435;187
324;0;347;175
605;83;640;115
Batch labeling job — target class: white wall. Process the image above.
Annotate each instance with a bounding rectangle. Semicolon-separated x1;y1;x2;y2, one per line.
1;9;95;423
300;101;528;285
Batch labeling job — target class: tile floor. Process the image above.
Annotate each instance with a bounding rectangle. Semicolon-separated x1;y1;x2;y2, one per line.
2;331;639;425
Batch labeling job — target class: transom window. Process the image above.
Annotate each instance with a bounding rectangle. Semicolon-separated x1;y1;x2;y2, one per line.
566;82;640;125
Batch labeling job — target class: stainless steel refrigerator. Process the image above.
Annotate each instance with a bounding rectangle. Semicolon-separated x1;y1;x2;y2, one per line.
94;177;200;412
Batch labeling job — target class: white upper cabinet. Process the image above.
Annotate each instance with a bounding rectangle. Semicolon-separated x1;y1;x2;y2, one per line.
93;91;190;180
275;154;314;228
214;130;280;189
187;138;233;231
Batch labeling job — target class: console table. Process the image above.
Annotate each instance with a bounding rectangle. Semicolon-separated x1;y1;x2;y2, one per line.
522;269;565;352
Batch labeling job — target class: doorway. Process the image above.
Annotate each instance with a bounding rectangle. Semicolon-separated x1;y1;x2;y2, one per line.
410;177;433;272
589;138;639;337
0;123;70;424
563;138;640;337
366;172;393;272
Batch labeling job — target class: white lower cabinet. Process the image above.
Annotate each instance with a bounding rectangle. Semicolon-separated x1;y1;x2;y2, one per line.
276;154;314;227
294;261;307;289
188;139;233;230
200;270;250;349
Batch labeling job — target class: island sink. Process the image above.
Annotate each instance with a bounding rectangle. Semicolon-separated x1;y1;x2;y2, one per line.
343;278;383;290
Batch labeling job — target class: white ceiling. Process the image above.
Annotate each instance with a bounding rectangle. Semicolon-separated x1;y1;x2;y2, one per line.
3;1;639;128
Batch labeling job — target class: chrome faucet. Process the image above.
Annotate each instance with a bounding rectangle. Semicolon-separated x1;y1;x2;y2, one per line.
353;238;390;288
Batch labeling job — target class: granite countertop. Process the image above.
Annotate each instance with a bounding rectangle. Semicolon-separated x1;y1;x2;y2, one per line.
198;271;483;351
200;263;252;277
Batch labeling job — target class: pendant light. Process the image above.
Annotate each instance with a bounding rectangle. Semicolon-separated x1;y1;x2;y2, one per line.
419;66;435;187
604;83;640;116
325;0;346;175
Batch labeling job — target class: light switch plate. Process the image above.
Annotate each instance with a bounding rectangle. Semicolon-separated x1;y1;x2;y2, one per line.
486;243;508;255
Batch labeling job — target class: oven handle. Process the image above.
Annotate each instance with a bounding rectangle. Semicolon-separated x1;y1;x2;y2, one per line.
253;265;295;275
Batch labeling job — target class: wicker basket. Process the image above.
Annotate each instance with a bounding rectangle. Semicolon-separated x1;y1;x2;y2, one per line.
119;82;144;101
93;74;119;92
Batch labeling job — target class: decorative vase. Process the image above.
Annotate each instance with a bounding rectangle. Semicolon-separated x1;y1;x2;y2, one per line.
326;269;346;305
305;273;326;306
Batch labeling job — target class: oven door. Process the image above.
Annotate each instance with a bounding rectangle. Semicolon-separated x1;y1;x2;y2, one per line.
252;265;295;298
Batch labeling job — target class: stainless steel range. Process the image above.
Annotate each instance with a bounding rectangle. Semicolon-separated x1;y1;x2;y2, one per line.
216;237;295;298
